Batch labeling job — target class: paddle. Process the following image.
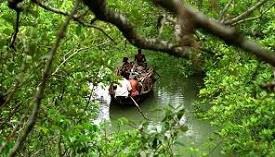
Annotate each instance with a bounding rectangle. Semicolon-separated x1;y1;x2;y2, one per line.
130;96;149;120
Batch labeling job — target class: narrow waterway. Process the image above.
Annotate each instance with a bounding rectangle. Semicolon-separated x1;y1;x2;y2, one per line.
110;73;220;156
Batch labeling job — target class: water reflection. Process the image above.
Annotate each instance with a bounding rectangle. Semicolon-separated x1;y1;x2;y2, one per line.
110;75;219;156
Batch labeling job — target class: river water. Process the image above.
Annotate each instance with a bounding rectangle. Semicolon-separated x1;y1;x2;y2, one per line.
109;73;220;156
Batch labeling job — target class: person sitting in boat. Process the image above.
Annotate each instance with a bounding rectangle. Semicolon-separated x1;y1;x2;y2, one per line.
129;75;139;97
114;72;132;98
120;57;132;75
135;49;146;66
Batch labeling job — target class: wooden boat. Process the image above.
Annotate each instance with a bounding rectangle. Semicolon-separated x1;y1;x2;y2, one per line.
110;64;155;106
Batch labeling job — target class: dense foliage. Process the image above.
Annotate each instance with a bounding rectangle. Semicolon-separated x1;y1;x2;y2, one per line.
0;0;189;156
197;2;275;156
0;0;274;156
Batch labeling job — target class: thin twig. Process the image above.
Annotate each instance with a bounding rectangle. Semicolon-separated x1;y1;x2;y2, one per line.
7;1;80;156
57;133;63;157
219;0;234;22
9;11;20;51
231;1;274;26
0;114;27;153
207;140;224;156
32;0;116;44
261;1;275;14
224;0;269;25
0;103;21;129
232;16;260;26
51;47;91;76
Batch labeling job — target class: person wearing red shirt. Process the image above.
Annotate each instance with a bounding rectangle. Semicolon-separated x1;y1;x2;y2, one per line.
129;76;139;97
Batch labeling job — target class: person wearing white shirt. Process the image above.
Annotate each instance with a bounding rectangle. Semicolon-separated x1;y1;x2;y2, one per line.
115;77;132;97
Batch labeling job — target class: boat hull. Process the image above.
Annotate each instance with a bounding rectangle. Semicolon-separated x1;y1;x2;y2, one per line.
111;91;153;106
111;65;156;106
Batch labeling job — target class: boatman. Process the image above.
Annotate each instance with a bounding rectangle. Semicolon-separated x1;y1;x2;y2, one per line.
135;49;146;66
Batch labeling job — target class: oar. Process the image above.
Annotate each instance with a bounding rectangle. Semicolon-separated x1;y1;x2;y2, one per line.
155;71;161;79
130;96;149;120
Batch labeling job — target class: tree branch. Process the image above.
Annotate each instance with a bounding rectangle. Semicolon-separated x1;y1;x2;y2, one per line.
231;16;260;26
0;114;26;154
7;1;80;156
51;47;91;76
0;103;20;129
31;0;116;44
8;0;24;51
9;11;20;51
224;0;269;25
218;0;234;22
154;0;275;66
230;2;274;26
82;0;192;57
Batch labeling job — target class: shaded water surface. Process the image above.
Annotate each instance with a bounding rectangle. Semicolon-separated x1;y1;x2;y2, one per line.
110;73;221;156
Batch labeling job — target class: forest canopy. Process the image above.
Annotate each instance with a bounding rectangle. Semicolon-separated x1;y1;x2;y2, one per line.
0;0;274;156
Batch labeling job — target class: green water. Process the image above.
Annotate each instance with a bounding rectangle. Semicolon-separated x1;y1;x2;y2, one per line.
110;73;221;156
